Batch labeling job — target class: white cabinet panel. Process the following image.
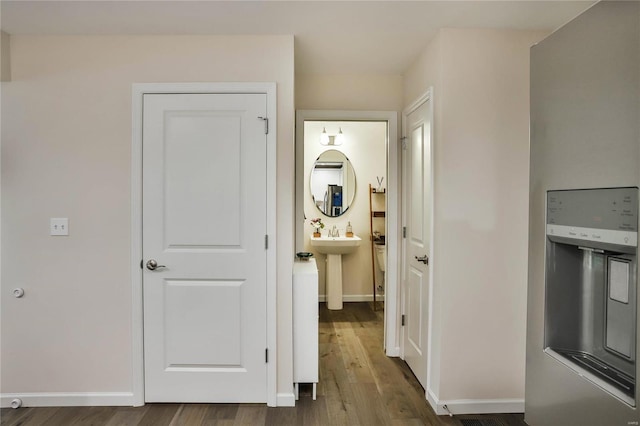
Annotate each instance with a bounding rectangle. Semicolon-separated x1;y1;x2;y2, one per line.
293;259;319;400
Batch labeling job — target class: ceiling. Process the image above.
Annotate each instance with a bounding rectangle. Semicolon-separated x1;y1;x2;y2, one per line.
0;1;595;75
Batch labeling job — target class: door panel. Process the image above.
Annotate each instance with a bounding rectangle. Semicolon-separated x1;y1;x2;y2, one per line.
164;113;242;248
164;280;242;368
143;93;267;403
410;126;424;243
407;267;424;354
402;97;432;389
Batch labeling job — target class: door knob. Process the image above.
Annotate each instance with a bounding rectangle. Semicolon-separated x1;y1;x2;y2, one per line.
146;259;166;271
415;255;429;265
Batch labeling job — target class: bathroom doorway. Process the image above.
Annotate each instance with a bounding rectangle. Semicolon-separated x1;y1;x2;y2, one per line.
295;110;400;356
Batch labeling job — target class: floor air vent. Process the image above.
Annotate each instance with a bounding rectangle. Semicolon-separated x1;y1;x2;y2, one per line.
459;419;505;426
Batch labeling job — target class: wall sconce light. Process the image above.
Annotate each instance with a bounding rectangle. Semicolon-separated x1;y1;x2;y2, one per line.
334;127;344;146
319;126;345;146
320;127;330;145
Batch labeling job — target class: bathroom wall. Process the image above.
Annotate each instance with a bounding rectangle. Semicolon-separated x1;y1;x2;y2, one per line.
303;121;386;299
1;34;295;403
403;28;548;412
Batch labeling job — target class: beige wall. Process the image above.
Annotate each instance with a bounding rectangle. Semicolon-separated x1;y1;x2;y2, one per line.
1;35;295;399
403;32;442;109
403;28;548;405
296;74;403;112
302;121;386;298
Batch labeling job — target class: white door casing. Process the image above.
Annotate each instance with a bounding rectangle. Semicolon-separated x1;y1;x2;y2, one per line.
131;83;277;406
401;93;433;389
294;110;400;356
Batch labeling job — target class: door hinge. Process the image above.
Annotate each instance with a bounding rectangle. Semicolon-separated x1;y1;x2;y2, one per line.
402;227;407;238
258;116;269;134
400;136;407;150
265;348;269;363
401;315;406;326
265;235;269;249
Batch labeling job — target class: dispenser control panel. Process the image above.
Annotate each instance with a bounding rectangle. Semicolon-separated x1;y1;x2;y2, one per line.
548;187;638;231
547;187;638;247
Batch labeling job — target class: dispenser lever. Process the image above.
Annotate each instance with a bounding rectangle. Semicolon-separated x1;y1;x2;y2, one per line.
578;246;605;254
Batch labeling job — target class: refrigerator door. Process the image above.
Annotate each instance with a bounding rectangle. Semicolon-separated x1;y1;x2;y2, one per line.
526;2;640;425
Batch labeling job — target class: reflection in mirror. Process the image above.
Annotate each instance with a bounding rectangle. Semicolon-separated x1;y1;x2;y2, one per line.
310;150;356;217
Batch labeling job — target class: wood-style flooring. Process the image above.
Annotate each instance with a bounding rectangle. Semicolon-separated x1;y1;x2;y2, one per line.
1;302;527;426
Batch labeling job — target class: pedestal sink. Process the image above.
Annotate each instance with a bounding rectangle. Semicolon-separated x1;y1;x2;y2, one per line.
310;234;362;310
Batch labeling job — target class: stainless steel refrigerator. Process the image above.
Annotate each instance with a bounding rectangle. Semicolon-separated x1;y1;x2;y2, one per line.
526;2;640;425
324;184;343;216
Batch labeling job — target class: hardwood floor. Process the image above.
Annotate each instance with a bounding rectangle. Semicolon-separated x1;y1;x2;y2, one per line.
1;302;527;426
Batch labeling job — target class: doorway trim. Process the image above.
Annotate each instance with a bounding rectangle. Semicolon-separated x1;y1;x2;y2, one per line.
131;83;278;407
401;89;435;397
295;110;400;356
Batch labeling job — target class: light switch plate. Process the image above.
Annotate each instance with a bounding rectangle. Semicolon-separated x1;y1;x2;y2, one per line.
50;218;69;236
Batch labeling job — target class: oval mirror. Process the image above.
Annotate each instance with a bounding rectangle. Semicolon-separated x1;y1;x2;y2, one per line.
310;150;356;217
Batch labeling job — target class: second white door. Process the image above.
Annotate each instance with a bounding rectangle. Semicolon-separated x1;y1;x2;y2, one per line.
402;96;433;389
142;93;268;402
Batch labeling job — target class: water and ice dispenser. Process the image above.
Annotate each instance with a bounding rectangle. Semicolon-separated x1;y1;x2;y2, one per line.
544;187;638;406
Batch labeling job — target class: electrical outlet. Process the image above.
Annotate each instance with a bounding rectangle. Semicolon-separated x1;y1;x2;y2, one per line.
50;218;69;236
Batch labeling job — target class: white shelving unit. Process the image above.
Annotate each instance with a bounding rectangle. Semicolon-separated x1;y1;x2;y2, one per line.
293;258;319;400
369;184;386;310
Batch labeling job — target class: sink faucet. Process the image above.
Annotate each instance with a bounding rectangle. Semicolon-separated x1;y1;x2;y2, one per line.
329;225;339;237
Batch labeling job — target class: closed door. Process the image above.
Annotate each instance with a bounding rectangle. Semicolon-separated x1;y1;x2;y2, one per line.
402;97;432;388
142;93;268;402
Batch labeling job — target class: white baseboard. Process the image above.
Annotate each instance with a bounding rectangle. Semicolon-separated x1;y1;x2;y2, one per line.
427;389;524;415
386;346;401;357
0;392;134;408
318;294;385;303
276;392;296;407
1;391;297;409
427;389;440;413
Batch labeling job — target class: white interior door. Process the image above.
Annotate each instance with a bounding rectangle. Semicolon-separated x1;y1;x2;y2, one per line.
402;97;433;389
142;93;268;403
